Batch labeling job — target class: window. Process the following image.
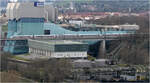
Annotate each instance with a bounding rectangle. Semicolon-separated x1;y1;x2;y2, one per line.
44;30;50;35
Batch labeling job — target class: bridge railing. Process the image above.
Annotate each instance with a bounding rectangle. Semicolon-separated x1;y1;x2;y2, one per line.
0;33;148;40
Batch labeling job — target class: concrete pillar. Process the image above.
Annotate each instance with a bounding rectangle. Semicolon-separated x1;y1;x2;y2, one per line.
97;39;106;59
0;24;1;52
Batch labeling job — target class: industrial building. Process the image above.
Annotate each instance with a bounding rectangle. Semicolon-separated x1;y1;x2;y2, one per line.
6;2;57;22
28;39;88;58
45;4;58;22
3;2;100;54
73;59;113;68
3;2;139;55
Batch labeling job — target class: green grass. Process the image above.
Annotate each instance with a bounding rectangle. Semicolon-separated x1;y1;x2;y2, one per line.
117;64;129;67
23;53;30;56
20;77;34;82
12;56;30;62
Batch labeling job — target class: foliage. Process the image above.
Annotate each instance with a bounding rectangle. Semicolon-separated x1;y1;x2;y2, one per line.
87;55;95;61
19;59;73;82
118;39;149;65
0;52;12;71
88;15;149;65
57;1;149;13
0;70;21;82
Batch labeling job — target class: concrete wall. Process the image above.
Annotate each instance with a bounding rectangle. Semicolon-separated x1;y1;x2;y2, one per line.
29;47;87;58
6;2;45;20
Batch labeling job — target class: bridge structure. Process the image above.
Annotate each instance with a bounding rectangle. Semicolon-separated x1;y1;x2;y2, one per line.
0;33;148;58
0;33;148;40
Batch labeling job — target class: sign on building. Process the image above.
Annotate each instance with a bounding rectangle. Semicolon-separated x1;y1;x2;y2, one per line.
34;2;44;7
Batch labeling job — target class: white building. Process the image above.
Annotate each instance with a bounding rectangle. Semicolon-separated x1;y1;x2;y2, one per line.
6;2;58;21
28;39;88;58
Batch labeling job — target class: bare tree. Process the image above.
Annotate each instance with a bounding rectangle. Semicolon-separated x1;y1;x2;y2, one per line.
0;52;12;71
1;70;21;82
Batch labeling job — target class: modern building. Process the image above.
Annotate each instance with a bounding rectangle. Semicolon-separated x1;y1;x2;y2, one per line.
4;2;45;54
28;39;88;58
4;2;139;54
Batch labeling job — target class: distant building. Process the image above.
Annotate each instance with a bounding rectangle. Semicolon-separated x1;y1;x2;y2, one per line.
0;0;9;7
44;4;58;22
73;59;113;68
28;39;88;58
69;20;84;26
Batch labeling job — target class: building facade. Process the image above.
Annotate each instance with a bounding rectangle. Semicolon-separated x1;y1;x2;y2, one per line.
28;39;88;58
